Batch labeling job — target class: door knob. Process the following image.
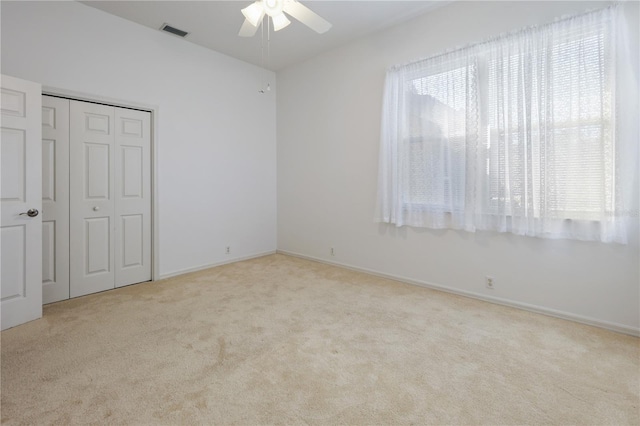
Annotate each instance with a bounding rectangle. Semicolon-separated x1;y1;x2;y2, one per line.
19;208;39;218
93;206;100;211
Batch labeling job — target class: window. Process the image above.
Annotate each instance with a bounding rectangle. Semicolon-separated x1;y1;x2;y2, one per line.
404;63;474;214
376;6;637;243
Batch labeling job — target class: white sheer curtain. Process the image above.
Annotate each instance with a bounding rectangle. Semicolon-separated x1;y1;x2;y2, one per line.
376;6;638;243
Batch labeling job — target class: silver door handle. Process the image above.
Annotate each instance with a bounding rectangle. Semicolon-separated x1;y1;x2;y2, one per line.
19;208;39;218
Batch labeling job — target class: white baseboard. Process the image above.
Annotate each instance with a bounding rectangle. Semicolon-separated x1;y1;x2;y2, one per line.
157;250;276;280
277;249;640;337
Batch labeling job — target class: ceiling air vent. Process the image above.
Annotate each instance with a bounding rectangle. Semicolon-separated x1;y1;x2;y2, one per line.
160;23;189;38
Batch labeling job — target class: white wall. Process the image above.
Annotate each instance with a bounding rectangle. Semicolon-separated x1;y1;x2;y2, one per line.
1;1;277;277
277;1;640;334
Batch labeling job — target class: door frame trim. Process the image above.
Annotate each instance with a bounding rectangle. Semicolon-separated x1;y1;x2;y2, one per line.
42;87;160;282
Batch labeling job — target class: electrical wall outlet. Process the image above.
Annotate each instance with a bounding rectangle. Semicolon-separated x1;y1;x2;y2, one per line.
225;246;231;255
486;276;494;289
330;247;335;256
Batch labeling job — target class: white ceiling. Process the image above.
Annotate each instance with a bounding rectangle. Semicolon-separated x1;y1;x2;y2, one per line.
82;1;446;70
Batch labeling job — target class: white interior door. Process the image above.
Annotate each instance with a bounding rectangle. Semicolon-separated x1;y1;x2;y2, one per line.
69;100;115;297
1;74;42;330
42;96;70;304
115;107;151;287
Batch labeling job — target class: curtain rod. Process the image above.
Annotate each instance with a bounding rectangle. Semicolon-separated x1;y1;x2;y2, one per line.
389;3;619;71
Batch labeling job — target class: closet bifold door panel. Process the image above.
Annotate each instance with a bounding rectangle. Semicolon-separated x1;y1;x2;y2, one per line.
42;96;70;304
114;107;151;287
70;101;116;297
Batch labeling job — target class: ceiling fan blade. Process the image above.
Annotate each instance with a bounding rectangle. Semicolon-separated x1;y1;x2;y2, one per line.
283;1;332;34
238;18;261;37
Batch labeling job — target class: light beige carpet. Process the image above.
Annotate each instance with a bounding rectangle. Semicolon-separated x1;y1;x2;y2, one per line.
1;254;638;425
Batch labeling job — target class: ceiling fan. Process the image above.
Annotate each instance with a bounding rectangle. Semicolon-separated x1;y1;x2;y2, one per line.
238;0;332;37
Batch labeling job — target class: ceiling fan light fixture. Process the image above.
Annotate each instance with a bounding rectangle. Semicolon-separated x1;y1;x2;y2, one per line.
272;13;291;31
238;0;332;37
241;1;264;27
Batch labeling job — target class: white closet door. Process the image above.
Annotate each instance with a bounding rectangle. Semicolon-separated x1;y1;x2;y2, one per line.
114;107;151;287
41;96;70;304
69;100;115;297
1;74;42;330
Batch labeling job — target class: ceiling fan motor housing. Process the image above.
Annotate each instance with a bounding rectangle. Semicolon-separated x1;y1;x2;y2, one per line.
263;0;285;17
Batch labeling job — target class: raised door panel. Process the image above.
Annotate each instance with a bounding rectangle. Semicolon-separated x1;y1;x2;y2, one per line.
70;101;114;297
85;217;110;275
121;214;143;268
85;143;110;199
1;225;26;301
1;128;26;202
114;108;151;287
1;87;26;117
1;75;42;330
42;221;55;284
121;146;143;198
41;96;70;304
42;139;55;202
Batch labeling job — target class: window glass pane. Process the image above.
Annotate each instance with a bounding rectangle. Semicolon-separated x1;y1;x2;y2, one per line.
403;64;473;213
